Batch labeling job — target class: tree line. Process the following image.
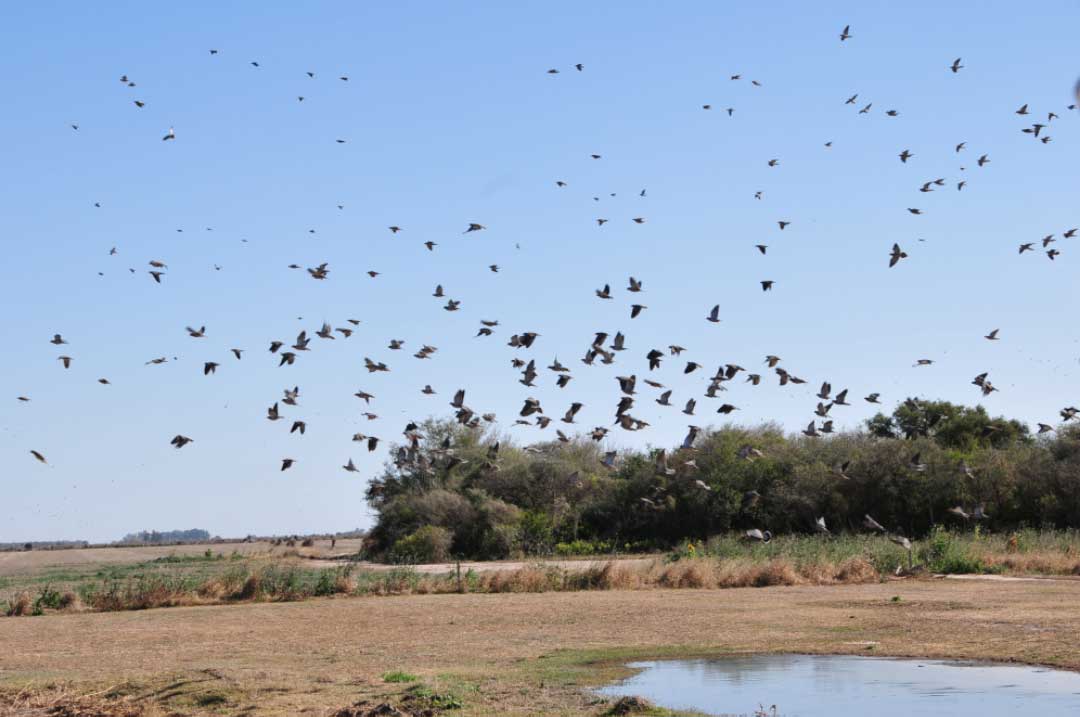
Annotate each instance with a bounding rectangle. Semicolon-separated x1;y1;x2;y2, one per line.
363;399;1080;562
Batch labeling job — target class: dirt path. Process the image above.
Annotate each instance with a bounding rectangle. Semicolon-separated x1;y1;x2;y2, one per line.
302;556;656;572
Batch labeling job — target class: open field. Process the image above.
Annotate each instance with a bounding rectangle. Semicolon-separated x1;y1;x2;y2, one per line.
0;539;365;574
3;578;1080;716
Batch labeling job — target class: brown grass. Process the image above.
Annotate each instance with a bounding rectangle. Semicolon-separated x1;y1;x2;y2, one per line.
4;593;30;617
984;553;1080;575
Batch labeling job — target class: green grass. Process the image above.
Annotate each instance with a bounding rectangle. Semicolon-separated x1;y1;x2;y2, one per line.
382;671;419;683
406;684;464;710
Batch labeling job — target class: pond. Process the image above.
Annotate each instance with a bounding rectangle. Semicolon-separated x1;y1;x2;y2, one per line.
597;654;1080;716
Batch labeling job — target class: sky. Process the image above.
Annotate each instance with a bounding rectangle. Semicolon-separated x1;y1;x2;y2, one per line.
1;1;1079;543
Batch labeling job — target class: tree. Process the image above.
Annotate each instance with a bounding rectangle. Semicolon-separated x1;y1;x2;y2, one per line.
867;398;1030;451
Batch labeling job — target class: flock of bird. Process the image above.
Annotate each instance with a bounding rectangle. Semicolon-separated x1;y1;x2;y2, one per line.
13;23;1080;542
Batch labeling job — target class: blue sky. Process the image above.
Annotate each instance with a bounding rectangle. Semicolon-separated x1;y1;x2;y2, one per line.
2;1;1079;542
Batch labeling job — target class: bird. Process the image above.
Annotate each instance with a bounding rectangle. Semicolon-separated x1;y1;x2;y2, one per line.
162;127;175;141
744;529;772;543
30;450;48;464
863;515;887;533
977;154;990;167
865;393;881;403
815;517;830;535
281;459;295;471
889;243;908;267
948;506;971;521
950;57;964;73
706;305;721;323
57;356;72;369
170;435;193;449
985;329;1000;340
343;459;359;473
889;534;913;551
839;24;852;41
736;447;762;464
1016;103;1029;115
761;280;774;292
899;149;913;163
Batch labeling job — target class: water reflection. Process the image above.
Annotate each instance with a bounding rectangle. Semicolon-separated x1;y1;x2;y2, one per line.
598;655;1080;716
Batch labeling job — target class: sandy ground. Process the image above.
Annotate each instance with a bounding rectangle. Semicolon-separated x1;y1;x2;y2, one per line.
2;578;1079;715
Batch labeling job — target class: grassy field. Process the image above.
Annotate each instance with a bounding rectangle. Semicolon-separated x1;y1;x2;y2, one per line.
2;577;1080;716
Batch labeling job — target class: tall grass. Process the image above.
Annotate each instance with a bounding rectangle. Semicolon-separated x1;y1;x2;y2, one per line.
7;529;1080;617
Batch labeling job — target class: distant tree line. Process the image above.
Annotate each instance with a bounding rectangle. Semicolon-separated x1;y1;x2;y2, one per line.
118;528;212;545
0;540;88;552
364;399;1080;562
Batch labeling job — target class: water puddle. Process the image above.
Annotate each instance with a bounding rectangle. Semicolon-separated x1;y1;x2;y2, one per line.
598;654;1080;715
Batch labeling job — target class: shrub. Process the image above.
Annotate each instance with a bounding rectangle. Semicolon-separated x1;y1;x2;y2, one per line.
5;592;31;617
919;527;986;574
33;585;65;613
390;526;453;564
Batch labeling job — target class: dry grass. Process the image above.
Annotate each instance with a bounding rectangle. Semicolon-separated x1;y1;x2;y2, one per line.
2;578;1080;716
3;593;30;617
6;529;1080;619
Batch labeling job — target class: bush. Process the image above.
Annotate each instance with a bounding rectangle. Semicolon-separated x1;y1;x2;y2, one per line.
390;526;453;564
919;527;988;574
5;592;31;617
555;539;612;556
33;585;65;613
